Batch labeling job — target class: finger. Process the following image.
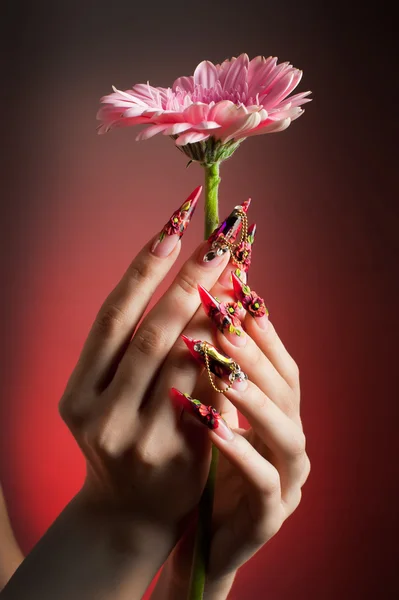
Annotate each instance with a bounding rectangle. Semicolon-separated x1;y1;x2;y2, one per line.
170;389;282;526
198;285;295;416
111;200;249;399
231;272;300;390
224;381;306;496
98;228;233;454
66;186;202;396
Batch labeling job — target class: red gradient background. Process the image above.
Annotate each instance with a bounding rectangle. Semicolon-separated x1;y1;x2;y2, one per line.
1;1;398;598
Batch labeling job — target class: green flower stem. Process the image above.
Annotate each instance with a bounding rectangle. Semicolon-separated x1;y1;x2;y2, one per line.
188;162;221;600
204;163;221;238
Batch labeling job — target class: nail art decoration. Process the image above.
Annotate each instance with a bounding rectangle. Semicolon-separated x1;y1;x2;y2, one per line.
203;198;251;263
232;272;269;318
181;335;248;385
170;389;234;440
231;223;256;272
160;186;201;242
198;284;243;337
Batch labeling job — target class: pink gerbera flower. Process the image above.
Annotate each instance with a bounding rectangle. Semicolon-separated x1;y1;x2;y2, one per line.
97;53;311;164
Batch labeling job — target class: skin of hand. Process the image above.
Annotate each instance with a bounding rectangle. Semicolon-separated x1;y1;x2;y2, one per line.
151;267;310;600
1;188;232;600
0;485;23;591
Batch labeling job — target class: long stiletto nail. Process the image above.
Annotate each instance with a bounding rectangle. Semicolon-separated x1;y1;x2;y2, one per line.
231;223;257;273
152;186;201;257
170;388;234;441
181;335;248;384
203;198;251;263
198;285;247;346
232;272;269;328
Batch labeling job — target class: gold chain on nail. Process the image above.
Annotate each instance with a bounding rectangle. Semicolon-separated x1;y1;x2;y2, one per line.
222;209;248;265
203;342;235;393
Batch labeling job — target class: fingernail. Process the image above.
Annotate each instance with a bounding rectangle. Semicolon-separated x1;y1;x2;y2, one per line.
152;186;201;257
256;314;270;331
200;244;227;268
198;285;246;339
231;222;257;273
231;273;269;323
232;378;248;391
170;388;234;441
203;199;251;263
181;336;248;384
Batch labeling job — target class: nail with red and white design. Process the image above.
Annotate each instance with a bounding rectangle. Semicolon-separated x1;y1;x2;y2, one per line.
151;186;201;257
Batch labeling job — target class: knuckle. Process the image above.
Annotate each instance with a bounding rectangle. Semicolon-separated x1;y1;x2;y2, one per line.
285;488;302;517
289;432;307;458
58;390;85;428
263;467;281;496
175;269;199;299
94;302;127;336
255;511;284;544
134;442;162;470
254;391;269;412
132;323;168;358
126;259;151;286
290;359;300;382
301;454;311;485
278;387;297;418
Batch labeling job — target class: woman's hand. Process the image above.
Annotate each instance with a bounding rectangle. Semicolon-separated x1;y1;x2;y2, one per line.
2;186;235;600
0;485;23;591
154;273;310;599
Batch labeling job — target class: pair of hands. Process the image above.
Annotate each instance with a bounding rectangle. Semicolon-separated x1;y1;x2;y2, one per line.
59;188;309;598
2;188;309;599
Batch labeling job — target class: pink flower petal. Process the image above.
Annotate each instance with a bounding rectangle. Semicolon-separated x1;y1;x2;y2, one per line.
136;124;169;141
183;102;210;124
260;72;296;109
175;131;210;145
247;56;277;97
244;117;292;137
287;91;312;107
172;76;195;93
260;62;292;95
122;106;148;118
209;100;247;125
162;122;192;135
108;86;149;107
193;60;218;89
194;121;221;131
130;83;163;108
219;111;262;143
221;53;249;90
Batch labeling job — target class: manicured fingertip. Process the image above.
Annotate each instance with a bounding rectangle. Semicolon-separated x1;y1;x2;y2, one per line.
152;186;201;257
212;418;235;441
170;389;234;440
152;233;180;257
256;314;270;331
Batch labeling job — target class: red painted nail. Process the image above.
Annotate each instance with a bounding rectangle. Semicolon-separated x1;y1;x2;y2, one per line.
231;272;269;319
181;336;248;384
152;186;201;257
170;388;234;441
203;199;250;263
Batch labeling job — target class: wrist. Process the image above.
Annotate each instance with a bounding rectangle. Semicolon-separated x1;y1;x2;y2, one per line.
2;490;178;600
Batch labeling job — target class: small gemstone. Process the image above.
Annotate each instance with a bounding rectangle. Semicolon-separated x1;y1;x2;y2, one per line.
194;343;201;352
204;250;217;262
254;302;260;309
